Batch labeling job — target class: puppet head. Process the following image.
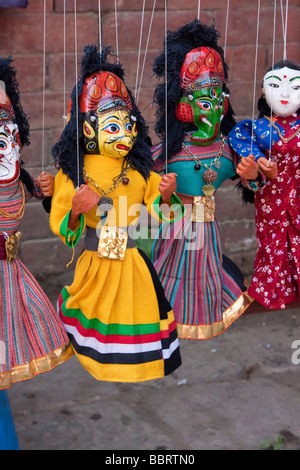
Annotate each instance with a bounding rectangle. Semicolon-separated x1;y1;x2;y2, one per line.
176;46;227;144
0;58;30;186
260;60;300;118
79;71;137;158
53;45;153;187
153;20;236;159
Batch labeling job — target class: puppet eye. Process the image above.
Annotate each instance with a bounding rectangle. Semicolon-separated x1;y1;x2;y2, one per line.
196;100;212;111
269;83;279;88
210;88;217;99
219;96;224;108
0;140;7;150
103;123;120;134
126;122;133;133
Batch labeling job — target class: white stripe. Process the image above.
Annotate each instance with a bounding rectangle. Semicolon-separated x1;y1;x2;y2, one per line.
162;338;179;360
64;324;162;355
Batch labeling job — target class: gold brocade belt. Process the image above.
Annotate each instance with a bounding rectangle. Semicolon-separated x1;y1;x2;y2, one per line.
176;192;215;223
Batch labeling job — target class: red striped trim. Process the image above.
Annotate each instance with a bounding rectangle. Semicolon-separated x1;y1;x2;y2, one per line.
58;295;177;345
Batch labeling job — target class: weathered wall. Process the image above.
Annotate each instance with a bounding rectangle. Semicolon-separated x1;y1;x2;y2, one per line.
0;0;299;294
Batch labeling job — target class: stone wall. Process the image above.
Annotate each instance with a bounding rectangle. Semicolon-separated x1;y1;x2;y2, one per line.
0;0;299;294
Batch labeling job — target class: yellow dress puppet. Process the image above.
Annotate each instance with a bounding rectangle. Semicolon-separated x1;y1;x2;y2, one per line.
49;46;183;383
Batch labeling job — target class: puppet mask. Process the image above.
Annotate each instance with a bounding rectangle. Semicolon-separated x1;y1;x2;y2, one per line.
80;71;137;157
0;86;20;185
175;47;227;145
0;121;20;185
263;66;300;117
176;86;226;144
96;108;137;158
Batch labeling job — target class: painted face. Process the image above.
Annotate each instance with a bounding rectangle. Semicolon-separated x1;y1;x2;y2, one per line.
263;66;300;117
89;108;138;158
0;121;20;185
176;86;226;145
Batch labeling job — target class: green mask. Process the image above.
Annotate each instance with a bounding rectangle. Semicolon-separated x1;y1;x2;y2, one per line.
176;86;226;146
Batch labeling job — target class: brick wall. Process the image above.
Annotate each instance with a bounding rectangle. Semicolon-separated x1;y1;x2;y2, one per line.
0;0;299;296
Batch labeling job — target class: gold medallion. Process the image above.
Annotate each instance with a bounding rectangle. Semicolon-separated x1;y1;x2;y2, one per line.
97;227;128;260
5;231;22;262
191;196;215;223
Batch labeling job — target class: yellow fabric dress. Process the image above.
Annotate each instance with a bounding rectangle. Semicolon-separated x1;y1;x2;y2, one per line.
50;154;182;382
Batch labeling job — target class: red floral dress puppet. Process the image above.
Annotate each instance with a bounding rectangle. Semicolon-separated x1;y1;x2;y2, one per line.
229;60;300;309
151;21;261;340
49;46;182;383
0;57;73;391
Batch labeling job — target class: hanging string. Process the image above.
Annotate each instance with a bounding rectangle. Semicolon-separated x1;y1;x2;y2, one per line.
98;0;102;53
268;0;277;163
136;0;157;104
197;0;201;20
135;0;146;98
41;0;47;173
250;0;261;156
164;0;168;174
279;0;289;61
63;0;67;125
74;0;80;189
114;0;119;62
283;0;289;60
223;0;230;58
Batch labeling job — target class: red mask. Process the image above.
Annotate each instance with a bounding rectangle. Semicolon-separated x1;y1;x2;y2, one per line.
179;47;225;90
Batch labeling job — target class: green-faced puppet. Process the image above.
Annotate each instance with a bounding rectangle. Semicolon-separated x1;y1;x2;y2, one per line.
175;47;228;145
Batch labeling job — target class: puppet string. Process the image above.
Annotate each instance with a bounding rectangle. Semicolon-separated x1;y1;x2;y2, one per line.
165;0;168;174
135;0;146;99
74;0;80;190
250;0;261;157
268;0;277;165
114;0;119;62
136;0;157;104
42;0;46;173
197;0;201;20
224;0;230;58
98;0;102;53
280;0;289;61
63;0;67;125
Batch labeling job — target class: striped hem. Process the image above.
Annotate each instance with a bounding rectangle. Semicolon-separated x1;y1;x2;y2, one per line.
176;290;254;340
0;343;73;390
58;288;181;374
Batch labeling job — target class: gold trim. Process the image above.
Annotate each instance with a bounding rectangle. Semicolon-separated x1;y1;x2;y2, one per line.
0;343;74;390
176;290;254;340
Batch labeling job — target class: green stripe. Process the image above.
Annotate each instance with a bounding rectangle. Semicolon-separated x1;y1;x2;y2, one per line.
60;288;160;336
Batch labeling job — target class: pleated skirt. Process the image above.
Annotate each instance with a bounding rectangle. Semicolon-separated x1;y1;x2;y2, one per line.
0;258;73;389
58;247;181;383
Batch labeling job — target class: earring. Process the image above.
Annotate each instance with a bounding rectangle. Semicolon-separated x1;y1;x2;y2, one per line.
262;88;266;98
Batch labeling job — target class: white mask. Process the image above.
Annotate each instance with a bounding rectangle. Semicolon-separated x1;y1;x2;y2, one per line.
263;66;300;117
0;121;20;185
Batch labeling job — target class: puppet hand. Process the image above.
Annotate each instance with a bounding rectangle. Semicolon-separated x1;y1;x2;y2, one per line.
68;184;100;230
258;156;278;179
159;173;177;205
72;184;100;214
37;172;54;197
236;155;259;180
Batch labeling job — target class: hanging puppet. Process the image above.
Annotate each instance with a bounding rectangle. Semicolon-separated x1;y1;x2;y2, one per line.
151;20;264;340
0;57;73;392
49;45;183;383
0;56;73;448
229;59;300;310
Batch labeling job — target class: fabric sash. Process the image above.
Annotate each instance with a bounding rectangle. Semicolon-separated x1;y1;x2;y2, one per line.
84;226;137;252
